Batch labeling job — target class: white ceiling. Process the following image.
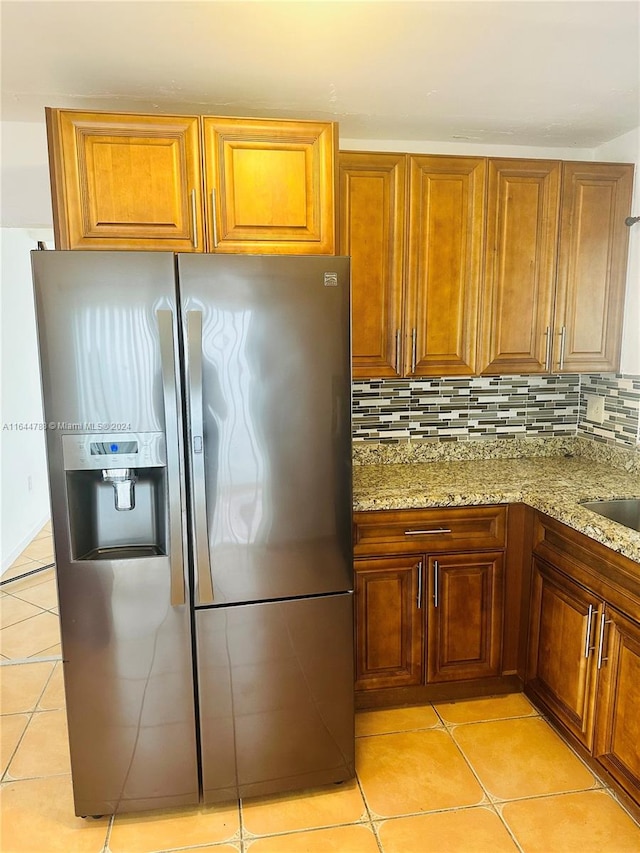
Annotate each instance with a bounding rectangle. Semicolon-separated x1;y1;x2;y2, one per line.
1;0;639;147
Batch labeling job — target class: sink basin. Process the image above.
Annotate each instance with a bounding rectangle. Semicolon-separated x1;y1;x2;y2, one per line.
580;499;640;532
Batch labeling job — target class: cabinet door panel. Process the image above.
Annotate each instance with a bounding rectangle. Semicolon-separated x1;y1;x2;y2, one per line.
479;160;560;374
554;162;633;372
46;109;203;251
406;156;485;376
354;556;423;690
527;558;599;749
426;552;503;682
338;152;406;377
203;118;336;254
594;607;640;803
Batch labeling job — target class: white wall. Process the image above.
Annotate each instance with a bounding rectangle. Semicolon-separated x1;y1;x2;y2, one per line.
1;121;52;227
593;127;640;375
1;227;53;572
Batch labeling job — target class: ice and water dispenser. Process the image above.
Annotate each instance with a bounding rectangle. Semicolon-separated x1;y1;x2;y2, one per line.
62;432;168;561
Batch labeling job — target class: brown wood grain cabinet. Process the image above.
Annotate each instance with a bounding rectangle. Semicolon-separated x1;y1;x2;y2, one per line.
526;557;599;749
479;160;633;374
526;514;640;808
338;152;406;378
353;506;507;693
202;117;337;254
46;108;337;254
46;109;204;251
426;551;504;682
354;555;423;689
338;152;485;378
407;156;486;377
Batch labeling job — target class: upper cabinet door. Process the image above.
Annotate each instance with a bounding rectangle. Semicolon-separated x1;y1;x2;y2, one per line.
46;109;204;251
202;117;337;254
406;156;486;377
553;162;634;373
479;160;561;375
338;152;406;378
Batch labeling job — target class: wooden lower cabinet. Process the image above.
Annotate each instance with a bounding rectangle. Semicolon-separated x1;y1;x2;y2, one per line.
526;557;599;749
354;556;423;690
593;606;640;803
526;515;640;809
353;506;508;696
427;552;504;683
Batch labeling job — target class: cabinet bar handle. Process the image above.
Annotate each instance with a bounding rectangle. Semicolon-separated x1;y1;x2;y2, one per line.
559;325;567;370
211;188;219;249
411;328;417;373
584;604;595;658
433;560;439;608
544;326;552;372
405;528;452;536
417;560;423;609
395;328;402;374
597;611;612;669
190;189;198;249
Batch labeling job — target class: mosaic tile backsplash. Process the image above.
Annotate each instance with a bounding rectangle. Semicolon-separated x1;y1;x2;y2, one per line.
352;373;640;449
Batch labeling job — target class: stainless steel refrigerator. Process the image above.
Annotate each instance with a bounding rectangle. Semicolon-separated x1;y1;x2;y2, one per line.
31;251;354;817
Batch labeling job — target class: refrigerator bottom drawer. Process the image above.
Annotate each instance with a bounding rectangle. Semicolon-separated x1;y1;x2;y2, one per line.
195;592;355;803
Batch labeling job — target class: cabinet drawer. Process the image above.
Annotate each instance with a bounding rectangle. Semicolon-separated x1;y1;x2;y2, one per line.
353;506;507;556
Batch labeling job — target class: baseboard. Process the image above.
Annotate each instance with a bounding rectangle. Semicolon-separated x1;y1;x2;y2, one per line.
1;513;51;575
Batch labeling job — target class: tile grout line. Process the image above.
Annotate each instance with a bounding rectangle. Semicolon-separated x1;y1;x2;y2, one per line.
0;658;59;785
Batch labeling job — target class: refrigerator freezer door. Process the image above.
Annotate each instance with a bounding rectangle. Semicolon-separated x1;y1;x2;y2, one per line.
179;255;353;605
196;592;355;802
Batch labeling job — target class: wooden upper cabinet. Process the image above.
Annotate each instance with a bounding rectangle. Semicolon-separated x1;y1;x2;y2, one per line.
338;152;406;377
406;156;486;376
554;162;634;373
202;117;337;254
46;109;204;251
478;159;561;374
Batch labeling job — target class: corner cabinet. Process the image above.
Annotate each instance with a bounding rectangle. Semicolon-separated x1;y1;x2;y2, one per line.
479;160;633;374
45;108;337;254
339;152;485;378
526;514;640;809
353;506;507;697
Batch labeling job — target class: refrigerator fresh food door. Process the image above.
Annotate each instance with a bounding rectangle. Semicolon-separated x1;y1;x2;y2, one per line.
31;251;199;816
196;592;355;802
178;254;353;606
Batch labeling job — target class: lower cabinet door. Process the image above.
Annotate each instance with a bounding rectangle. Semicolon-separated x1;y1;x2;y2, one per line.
593;606;640;803
354;556;424;690
426;551;504;682
526;558;599;749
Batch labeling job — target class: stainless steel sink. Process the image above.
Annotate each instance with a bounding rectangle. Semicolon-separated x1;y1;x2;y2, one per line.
580;498;640;532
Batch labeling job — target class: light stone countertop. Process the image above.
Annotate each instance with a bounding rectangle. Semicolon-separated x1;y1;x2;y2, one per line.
353;455;640;565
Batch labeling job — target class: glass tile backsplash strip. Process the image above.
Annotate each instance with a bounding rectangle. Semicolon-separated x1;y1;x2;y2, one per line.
352;375;580;442
578;374;640;448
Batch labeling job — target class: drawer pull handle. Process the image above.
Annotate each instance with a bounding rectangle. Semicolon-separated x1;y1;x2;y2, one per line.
405;528;452;536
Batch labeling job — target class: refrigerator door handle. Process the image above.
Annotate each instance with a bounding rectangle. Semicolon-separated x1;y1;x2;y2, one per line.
157;308;186;607
186;310;215;605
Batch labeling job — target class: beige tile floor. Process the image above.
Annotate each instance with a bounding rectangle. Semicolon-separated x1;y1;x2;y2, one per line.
1;527;639;852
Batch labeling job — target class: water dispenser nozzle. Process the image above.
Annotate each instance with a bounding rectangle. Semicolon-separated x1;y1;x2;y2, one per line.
102;468;137;511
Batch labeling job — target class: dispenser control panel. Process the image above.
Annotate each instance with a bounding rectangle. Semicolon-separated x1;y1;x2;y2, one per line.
62;432;166;470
